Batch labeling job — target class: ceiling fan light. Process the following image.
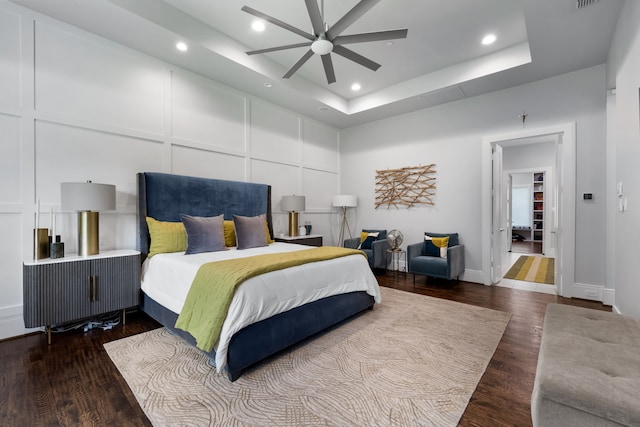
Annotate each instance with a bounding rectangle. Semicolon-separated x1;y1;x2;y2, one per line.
311;39;333;55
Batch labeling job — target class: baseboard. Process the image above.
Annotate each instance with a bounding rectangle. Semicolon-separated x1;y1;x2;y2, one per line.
571;283;612;304
462;269;484;284
0;304;37;341
612;304;622;315
602;288;615;307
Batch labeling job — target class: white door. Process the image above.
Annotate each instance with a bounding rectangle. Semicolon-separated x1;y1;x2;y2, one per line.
554;137;563;294
491;144;503;283
505;174;513;252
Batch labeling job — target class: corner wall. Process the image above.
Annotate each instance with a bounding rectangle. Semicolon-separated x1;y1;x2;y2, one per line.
340;65;607;289
608;0;640;317
0;3;342;339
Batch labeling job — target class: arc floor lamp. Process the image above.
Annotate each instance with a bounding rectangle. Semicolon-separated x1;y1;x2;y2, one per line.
333;195;357;246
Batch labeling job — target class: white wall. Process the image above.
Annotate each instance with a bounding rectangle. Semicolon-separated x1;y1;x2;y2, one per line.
0;3;342;339
340;65;607;287
503;142;555;171
608;0;640;317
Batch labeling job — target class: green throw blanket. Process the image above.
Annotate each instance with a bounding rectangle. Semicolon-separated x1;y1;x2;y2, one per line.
175;246;366;352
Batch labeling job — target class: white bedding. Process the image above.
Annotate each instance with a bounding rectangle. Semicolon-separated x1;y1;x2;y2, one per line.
141;242;381;371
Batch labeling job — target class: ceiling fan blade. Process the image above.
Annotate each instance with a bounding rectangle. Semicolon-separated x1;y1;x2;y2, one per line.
321;54;336;84
241;6;315;41
325;0;381;40
246;42;312;55
305;0;324;36
283;49;315;79
333;29;408;46
332;45;381;72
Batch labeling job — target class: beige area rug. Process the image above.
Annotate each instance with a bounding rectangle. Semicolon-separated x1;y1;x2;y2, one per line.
105;287;511;426
503;255;555;285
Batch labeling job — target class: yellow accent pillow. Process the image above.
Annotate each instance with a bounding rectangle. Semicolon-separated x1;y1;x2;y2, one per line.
223;220;236;247
358;231;379;250
146;217;187;257
224;219;273;246
431;236;449;248
265;221;274;244
432;236;450;258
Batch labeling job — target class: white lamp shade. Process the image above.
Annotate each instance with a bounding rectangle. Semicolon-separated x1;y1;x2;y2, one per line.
281;195;305;212
332;195;357;208
61;182;116;211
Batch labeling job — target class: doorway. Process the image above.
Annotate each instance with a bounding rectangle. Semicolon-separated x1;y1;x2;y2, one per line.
509;171;542;255
482;123;576;298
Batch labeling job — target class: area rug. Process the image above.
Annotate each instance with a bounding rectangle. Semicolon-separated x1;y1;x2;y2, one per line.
503;255;555;284
104;287;511;426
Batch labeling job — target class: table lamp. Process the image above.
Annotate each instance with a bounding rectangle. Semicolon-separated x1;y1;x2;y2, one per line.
281;195;305;237
333;195;357;246
61;181;116;256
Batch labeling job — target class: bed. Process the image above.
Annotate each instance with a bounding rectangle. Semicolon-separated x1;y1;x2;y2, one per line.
136;172;380;381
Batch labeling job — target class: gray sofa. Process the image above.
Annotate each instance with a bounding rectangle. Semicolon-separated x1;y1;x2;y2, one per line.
532;304;640;426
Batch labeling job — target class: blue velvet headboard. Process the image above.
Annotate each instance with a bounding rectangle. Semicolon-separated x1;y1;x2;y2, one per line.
137;172;273;259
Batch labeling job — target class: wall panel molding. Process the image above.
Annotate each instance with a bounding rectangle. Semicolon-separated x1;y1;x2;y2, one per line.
34;112;167;144
0;8;22;109
34;21;165;134
1;1;341;340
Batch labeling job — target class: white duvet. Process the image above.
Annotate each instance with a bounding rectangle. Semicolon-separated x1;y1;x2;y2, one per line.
141;242;381;371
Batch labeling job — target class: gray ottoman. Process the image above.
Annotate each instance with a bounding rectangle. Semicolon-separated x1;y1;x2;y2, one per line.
532;304;640;426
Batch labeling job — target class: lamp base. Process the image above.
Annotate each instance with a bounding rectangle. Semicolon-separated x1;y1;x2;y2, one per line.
288;212;299;237
78;211;99;256
34;228;49;260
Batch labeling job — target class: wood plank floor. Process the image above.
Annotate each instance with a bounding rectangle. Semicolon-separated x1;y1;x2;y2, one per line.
0;274;610;427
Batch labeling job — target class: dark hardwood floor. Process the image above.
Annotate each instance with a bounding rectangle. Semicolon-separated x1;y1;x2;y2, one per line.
0;274;609;427
510;240;543;255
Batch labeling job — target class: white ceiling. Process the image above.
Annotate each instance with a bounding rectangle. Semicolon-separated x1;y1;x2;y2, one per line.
11;0;623;129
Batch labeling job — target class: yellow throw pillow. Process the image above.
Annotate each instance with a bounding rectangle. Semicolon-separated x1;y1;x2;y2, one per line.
146;217;187;257
224;219;273;246
223;220;236;247
432;236;450;258
265;221;274;244
358;231;379;250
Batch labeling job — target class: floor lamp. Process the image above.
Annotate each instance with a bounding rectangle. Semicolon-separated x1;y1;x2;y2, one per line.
333;195;357;246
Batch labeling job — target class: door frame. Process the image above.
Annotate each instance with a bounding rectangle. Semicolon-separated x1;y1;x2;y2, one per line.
481;123;576;297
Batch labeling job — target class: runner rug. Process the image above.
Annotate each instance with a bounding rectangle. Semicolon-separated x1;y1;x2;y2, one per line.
504;255;555;284
104;287;511;426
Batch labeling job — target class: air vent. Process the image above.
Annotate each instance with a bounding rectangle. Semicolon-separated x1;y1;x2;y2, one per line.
576;0;599;9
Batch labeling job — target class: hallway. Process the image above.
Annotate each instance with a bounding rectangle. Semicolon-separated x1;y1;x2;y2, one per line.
497;251;557;295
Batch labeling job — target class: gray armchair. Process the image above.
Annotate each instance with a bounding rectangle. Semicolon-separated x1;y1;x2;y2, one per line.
407;232;465;283
344;229;391;270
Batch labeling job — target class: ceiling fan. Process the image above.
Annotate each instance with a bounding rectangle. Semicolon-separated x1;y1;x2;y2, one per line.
241;0;408;84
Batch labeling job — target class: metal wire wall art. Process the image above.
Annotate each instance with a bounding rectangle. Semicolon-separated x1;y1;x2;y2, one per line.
375;164;436;208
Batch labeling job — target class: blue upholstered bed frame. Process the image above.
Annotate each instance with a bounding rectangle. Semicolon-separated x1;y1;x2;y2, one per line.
136;172;374;381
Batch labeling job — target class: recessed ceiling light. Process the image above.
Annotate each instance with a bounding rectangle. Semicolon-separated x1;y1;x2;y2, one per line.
176;42;188;52
481;34;497;45
351;83;361;91
252;20;265;32
386;41;394;46
263;82;272;88
318;106;329;112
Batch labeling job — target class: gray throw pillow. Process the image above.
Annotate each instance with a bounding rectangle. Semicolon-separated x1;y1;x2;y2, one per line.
181;214;226;255
233;214;268;250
